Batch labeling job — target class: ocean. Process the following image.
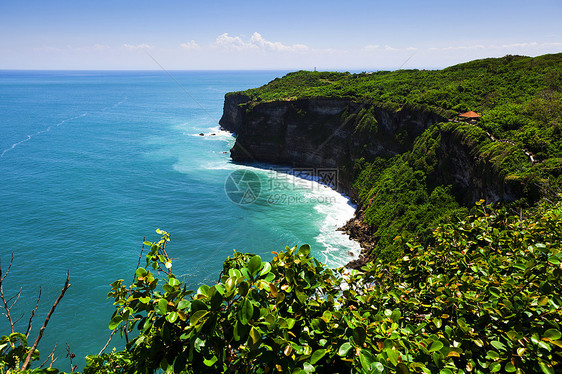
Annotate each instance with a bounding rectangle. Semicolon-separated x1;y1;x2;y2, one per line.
0;70;360;369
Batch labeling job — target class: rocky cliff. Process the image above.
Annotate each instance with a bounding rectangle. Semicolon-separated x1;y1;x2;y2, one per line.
219;94;447;195
220;94;528;203
435;125;525;204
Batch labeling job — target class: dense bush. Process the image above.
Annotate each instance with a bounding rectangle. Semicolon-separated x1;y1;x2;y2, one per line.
2;203;560;373
79;200;559;373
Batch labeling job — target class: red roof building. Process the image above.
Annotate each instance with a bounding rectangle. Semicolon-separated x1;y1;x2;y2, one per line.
459;111;482;118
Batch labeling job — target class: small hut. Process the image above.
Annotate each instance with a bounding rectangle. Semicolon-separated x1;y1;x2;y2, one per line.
459;111;482;122
459;110;482;124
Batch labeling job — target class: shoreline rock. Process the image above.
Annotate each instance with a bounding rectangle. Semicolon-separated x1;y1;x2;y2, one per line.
338;210;376;269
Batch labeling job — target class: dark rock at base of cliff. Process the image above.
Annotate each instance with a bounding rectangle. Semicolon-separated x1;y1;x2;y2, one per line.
339;211;377;269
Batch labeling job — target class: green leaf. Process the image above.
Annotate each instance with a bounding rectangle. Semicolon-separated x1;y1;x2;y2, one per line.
178;300;191;310
487;350;500;360
539;360;555;374
359;350;376;372
491;340;506;351
505;362;516;372
109;315;123;330
239;281;249;297
163;284;174;293
157;298;168;314
248;255;262;276
259;262;272;276
386;348;399;366
303;362;315;373
352;326;367;346
203;355;218;367
197;285;210;296
390;309;401;322
396;363;410;374
234;322;249;342
338;342;352;357
166;311;179;323
428;340;443;353
210;290;223;310
214;284;225;296
295;288;307;304
168;277;180;287
139;296;151;304
310;349;326;364
249;326;262;345
135;267;147;277
489;362;501;372
544;328;562;341
190;310;209;326
238;297;254;325
298;244;311;257
548;254;561;265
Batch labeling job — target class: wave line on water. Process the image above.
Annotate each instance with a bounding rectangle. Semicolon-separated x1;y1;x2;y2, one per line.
0;97;127;159
0;113;86;158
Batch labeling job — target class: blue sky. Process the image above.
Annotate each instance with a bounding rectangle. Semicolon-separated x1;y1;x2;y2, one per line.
1;0;561;70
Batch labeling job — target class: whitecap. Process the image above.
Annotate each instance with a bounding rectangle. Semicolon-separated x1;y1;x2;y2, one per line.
256;167;361;268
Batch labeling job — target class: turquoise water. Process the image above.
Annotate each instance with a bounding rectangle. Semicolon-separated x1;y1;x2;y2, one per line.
0;71;360;368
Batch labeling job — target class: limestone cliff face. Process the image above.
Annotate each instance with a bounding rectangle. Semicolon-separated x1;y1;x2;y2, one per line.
219;95;446;194
219;93;250;135
219;94;525;205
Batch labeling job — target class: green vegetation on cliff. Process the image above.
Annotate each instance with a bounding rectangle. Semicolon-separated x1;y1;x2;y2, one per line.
239;53;562;161
231;53;562;262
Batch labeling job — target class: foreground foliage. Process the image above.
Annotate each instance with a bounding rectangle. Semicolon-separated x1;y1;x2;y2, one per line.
79;201;561;373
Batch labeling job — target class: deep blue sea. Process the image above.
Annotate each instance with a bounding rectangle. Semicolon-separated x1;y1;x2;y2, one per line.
0;70;360;369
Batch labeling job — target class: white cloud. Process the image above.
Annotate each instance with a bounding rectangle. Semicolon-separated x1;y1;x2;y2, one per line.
180;40;200;50
93;44;109;50
249;32;308;52
214;33;250;50
384;45;398;51
213;32;308;52
123;43;153;50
